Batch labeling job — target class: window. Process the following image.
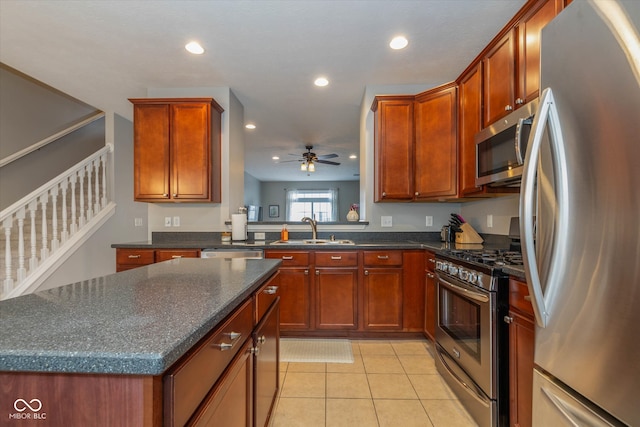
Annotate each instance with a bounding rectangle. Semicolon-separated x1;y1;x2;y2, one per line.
285;188;338;222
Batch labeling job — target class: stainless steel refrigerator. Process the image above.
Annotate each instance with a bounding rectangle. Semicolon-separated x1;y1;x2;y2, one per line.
519;1;640;425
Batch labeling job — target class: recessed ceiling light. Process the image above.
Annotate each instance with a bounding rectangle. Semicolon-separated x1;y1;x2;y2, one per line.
272;156;280;160
349;154;357;159
245;123;256;130
314;77;329;87
390;36;408;50
185;41;204;54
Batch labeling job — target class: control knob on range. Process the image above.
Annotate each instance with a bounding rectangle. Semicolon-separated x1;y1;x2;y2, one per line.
448;265;458;275
468;272;478;284
459;269;469;281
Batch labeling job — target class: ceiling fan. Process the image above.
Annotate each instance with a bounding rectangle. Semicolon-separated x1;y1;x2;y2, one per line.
285;145;340;172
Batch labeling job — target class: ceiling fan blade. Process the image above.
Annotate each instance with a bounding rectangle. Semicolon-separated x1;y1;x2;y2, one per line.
317;153;338;159
316;160;341;166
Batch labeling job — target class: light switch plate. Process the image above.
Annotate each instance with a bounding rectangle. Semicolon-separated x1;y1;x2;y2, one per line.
164;217;172;227
381;216;393;227
425;216;433;227
173;216;180;227
254;232;266;240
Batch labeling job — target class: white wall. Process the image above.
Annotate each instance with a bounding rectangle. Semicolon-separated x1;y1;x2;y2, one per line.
144;87;244;234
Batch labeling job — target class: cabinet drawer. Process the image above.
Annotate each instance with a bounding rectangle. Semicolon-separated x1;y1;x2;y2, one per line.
116;248;155;266
164;299;253;427
265;251;310;267
255;273;280;322
509;278;534;317
363;251;403;267
425;251;436;272
315;251;358;267
156;249;200;262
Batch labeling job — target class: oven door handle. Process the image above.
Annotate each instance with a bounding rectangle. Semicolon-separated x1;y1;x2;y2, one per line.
438;275;489;303
436;345;491;407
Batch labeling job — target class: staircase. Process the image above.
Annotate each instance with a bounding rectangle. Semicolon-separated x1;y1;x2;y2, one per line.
1;144;115;300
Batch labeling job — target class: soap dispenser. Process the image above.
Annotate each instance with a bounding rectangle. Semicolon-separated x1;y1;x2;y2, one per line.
280;224;289;241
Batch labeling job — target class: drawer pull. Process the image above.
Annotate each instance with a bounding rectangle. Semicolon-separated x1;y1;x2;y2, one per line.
127;255;141;259
250;346;260;356
263;286;278;295
282;256;294;260
427;273;435;279
316;270;320;275
258;335;266;344
331;256;342;260
377;255;389;259
305;269;309;275
504;316;514;324
429;258;435;264
524;295;532;302
365;270;369;276
171;255;183;259
213;331;242;351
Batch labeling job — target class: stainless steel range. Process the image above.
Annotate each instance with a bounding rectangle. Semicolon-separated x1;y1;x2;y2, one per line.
434;248;516;427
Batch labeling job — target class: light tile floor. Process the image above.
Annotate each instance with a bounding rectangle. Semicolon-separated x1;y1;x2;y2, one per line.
270;339;478;427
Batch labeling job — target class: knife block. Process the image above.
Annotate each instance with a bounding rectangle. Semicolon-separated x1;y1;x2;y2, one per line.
455;223;484;244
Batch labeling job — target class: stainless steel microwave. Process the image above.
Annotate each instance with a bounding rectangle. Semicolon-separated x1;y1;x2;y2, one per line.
475;98;538;187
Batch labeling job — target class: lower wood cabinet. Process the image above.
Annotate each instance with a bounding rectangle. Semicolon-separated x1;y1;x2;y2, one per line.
507;278;535;427
315;251;358;330
253;300;280;427
362;251;403;331
264;251;311;331
423;251;437;340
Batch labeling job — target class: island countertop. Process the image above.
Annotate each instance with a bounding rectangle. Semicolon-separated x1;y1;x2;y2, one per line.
0;258;281;375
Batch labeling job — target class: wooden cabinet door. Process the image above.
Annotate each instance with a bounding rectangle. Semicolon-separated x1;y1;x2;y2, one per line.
276;268;311;330
371;96;415;201
170;102;211;201
424;252;437;340
315;267;358;330
253;300;279;427
133;103;171;201
189;340;252;427
516;0;563;105
414;83;458;199
362;268;403;330
458;62;484;196
483;29;516;126
508;311;535;427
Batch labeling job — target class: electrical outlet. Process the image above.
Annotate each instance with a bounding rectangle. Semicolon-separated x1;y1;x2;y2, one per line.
164;217;172;227
254;232;266;240
134;218;143;227
173;216;180;227
487;214;493;228
381;216;393;227
425;216;433;227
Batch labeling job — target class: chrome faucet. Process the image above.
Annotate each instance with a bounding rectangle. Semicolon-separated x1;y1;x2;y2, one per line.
301;217;318;240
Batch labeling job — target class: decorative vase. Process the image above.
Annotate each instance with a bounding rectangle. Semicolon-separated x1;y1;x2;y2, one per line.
347;208;359;222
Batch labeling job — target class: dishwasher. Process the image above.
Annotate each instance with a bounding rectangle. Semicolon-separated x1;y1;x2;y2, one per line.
200;248;264;259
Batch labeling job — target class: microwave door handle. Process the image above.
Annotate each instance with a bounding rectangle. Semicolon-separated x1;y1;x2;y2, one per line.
515;117;526;164
519;88;569;329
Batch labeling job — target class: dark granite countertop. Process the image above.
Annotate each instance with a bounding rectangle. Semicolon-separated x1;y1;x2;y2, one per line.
0;258;281;375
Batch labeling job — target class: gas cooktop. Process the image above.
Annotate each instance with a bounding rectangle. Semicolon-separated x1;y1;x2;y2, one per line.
446;249;523;267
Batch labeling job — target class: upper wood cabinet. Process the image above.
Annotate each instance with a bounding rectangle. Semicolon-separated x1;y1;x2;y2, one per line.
371;95;415;201
457;62;484;196
482;0;564;127
516;0;565;104
414;82;458;200
129;98;223;203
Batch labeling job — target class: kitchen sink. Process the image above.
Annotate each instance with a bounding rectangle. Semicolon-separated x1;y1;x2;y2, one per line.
270;239;355;245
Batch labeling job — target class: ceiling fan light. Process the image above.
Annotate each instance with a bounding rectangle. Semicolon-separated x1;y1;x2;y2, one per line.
308;162;315;172
300;162;307;171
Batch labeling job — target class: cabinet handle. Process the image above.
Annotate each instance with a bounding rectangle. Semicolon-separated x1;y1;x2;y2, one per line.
162;193;168;197
504;316;514;324
282;256;294;260
171;255;183;259
315;270;320;275
172;193;178;197
258;335;266;345
364;270;369;276
213;333;242;351
263;286;278;295
415;192;419;196
250;346;260;356
515;98;525;105
127;255;141;259
429;258;435;264
504;105;513;111
304;269;309;275
331;256;342;260
377;255;389;259
427;273;435;279
382;192;387;197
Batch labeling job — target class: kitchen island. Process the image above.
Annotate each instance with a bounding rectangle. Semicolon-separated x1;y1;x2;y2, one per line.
0;257;281;426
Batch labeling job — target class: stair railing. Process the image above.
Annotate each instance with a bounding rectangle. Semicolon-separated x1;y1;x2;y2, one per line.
1;143;114;299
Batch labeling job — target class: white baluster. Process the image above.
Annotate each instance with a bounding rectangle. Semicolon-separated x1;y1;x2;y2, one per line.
40;193;49;260
3;217;14;292
69;174;78;234
101;153;108;208
61;181;69;243
93;158;100;214
79;168;86;228
50;186;59;251
28;200;38;271
85;164;93;221
16;208;27;283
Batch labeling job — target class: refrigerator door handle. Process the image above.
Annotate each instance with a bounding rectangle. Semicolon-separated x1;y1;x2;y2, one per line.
519;87;569;328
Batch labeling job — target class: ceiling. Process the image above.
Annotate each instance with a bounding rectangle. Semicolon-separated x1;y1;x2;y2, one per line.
0;0;526;182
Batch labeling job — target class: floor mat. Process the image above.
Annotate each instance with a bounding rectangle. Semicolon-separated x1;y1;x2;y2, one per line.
280;338;354;363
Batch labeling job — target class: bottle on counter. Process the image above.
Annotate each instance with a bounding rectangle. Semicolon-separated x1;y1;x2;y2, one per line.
280;224;289;241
